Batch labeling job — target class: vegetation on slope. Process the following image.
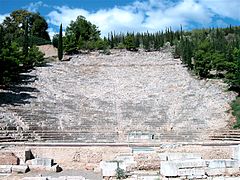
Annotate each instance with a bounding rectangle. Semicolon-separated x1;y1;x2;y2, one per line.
174;26;240;128
0;10;47;85
232;97;240;128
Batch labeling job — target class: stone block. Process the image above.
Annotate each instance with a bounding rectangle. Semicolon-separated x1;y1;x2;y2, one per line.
100;161;126;177
46;164;62;172
205;167;239;176
115;155;137;171
132;147;155;154
233;145;240;159
177;168;205;176
159;153;202;161
31;158;53;167
160;161;178;176
206;159;238;168
12;165;29;173
22;178;47;180
29;164;61;172
0;165;12;173
175;159;206;168
0;152;19;165
160;159;206;177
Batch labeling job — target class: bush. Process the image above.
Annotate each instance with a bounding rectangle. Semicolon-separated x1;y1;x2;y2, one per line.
117;43;125;49
116;167;126;179
95;39;108;50
28;46;44;66
124;34;137;51
85;41;96;51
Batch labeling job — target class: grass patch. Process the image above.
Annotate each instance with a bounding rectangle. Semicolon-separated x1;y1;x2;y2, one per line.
232;97;240;128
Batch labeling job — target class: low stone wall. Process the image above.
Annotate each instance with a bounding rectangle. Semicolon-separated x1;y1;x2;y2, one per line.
160;150;240;179
1;144;240;179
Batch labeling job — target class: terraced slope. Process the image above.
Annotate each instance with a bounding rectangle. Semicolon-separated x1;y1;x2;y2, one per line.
0;50;237;143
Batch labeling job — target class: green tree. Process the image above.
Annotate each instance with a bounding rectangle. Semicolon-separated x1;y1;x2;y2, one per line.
65;15;100;51
2;10;50;44
225;48;240;90
58;24;63;60
23;18;29;58
95;39;108;50
52;34;59;48
0;42;22;84
142;33;150;51
124;33;137;51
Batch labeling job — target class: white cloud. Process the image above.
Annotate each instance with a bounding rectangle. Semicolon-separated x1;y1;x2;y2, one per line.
46;0;239;37
47;28;57;40
24;1;49;12
47;6;89;28
199;0;240;20
47;27;65;40
0;13;9;24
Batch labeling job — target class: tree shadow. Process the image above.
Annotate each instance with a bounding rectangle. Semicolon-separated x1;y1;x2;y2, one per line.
16;74;39;84
37;63;53;68
0;74;38;106
0;91;37;106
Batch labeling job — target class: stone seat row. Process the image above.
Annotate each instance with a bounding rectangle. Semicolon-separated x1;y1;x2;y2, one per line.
210;129;240;141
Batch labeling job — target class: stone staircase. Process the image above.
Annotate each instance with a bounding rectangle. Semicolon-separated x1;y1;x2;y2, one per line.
210;129;240;141
0;130;34;142
0;127;206;143
0;50;236;144
0;106;227;143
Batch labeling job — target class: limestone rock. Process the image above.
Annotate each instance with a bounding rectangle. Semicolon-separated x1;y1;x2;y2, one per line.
0;165;12;173
31;158;53;167
12;165;29;173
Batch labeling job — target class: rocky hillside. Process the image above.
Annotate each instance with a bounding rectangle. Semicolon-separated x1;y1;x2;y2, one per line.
0;50;237;142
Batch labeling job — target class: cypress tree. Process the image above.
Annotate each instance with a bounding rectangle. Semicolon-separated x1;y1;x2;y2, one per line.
23;18;29;57
58;23;63;60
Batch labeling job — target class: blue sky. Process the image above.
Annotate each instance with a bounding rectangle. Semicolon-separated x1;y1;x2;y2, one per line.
0;0;240;38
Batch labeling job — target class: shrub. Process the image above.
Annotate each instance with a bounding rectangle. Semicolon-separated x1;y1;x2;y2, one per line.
116;167;126;179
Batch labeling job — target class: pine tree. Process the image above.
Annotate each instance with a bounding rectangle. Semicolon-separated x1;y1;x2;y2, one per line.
58;23;63;60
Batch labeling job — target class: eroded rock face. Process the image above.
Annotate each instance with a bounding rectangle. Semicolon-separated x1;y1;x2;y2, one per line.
0;50;237;142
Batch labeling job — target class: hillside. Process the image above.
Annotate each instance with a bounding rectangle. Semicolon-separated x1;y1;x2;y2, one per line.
0;50;237;142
